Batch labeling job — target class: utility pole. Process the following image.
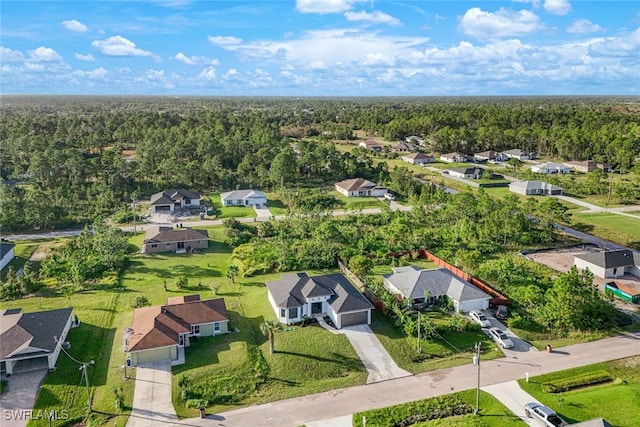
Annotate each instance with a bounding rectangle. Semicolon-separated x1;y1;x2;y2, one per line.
417;311;421;354
132;192;138;235
473;342;481;415
80;360;95;412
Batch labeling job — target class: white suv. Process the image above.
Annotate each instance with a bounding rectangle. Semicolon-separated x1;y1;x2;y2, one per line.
469;310;490;328
488;327;514;349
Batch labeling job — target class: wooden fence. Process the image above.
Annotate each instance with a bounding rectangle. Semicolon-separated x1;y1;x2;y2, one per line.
338;258;385;311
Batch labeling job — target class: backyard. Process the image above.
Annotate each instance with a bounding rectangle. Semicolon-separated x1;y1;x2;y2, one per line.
572;212;640;249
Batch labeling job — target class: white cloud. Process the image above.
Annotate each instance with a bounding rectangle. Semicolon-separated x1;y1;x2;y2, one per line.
208;36;243;46
28;47;64;62
459;7;543;39
361;52;395;67
344;11;401;27
223;68;238;78
0;47;24;62
307;61;328;70
588;27;640;58
73;68;108;79
567;19;602;35
197;66;217;80
174;52;219;65
543;0;571;16
75;53;95;61
62;19;89;32
92;36;153;57
296;0;366;14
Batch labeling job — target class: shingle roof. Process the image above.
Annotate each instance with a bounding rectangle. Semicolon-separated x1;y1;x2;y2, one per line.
509;180;562;192
575;250;639;269
266;273;373;314
449;167;484;176
502;149;529;156
474;150;498;159
143;226;208;244
441;152;468;159
220;189;266;201
383;267;490;303
150;189;200;206
335;178;384;192
402;152;433;160
1;242;15;259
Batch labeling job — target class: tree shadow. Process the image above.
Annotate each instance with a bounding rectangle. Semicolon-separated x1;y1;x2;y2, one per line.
571;222;595;233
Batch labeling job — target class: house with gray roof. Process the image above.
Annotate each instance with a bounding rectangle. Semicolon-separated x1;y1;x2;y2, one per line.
1;241;15;271
266;273;374;328
509;180;563;196
574;249;640;279
1;307;73;375
220;189;267;207
150;189;201;213
142;226;208;254
383;266;491;313
448;167;484;179
502;148;534;160
401;152;434;165
335;178;388;198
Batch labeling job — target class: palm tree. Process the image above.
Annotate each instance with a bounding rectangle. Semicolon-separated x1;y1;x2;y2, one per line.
260;319;283;354
225;264;239;284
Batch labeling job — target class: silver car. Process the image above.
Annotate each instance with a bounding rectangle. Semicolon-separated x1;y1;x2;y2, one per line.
469;310;490;328
488;327;514;349
524;402;566;426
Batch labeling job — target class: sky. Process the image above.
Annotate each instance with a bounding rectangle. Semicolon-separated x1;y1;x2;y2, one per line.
1;1;640;96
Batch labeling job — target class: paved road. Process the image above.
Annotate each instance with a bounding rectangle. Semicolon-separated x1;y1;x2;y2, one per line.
160;331;640;427
127;360;177;427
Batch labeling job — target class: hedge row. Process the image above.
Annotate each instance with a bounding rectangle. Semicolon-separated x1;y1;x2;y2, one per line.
542;370;614;393
353;395;473;427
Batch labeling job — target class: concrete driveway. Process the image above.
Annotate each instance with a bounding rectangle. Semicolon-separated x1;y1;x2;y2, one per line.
0;369;48;427
341;324;412;384
482;311;538;358
127;360;177;427
482;380;542;426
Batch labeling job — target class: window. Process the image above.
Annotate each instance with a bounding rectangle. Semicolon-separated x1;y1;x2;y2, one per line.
151;244;157;248
166;243;171;248
280;308;286;318
288;307;298;319
214;323;220;332
178;241;185;249
184;198;191;205
191;325;200;335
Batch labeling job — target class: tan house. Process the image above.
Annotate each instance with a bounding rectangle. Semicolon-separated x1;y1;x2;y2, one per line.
125;295;229;366
142;226;208;254
564;160;612;173
440;152;469;163
358;140;382;151
335;178;388;197
391;142;416;152
401;152;434;165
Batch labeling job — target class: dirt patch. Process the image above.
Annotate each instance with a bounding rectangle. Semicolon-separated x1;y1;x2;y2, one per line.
29;241;64;262
524;244;602;273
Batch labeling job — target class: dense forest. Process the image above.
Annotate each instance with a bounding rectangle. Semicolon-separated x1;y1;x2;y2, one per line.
1;96;639;231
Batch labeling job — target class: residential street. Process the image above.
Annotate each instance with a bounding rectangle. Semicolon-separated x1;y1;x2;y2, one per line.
164;332;640;427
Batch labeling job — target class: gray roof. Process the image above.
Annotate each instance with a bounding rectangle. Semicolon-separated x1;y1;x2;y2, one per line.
502;148;529;156
509;180;562;192
449;167;484;176
1;242;15;259
575;250;639;269
220;189;266;201
335;178;385;192
266;273;374;313
1;307;73;360
383;267;490;303
150;189;200;206
402;152;433;160
144;226;208;244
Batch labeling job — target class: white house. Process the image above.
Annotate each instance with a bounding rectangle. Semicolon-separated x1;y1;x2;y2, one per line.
448;167;484;179
401;152;434;165
574;250;640;280
382;266;491;313
266;273;373;329
0;242;15;271
1;307;73;375
358;140;381;151
440;152;469;163
335;178;388;197
220;189;267;207
474;151;507;162
150;189;201;213
502;149;534;160
531;162;571;174
509;180;563;196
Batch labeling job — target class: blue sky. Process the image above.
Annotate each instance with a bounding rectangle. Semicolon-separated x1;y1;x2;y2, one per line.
2;1;639;95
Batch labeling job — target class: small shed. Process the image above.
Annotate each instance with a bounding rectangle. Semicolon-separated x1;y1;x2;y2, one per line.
605;282;640;304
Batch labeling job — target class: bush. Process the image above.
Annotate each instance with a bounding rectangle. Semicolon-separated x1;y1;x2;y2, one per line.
131;296;150;308
542;370;614;393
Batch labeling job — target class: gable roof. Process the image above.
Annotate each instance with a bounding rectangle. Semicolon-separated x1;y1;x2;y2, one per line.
266;273;373;314
1;242;15;259
575;250;639;269
360;140;381;147
502;148;529;156
509;180;562;192
335;178;385;192
402;152;433;160
0;307;73;360
220;189;266;201
383;267;490;302
449;167;484;176
441;151;468;159
143;226;208;244
474;150;499;159
127;296;228;352
150;189;200;206
392;142;415;150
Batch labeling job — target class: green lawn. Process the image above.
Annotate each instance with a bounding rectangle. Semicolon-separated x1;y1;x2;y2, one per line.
207;193;257;218
1;241;39;280
518;357;640;426
572;212;640;249
353;389;525;427
329;190;386;210
370;310;501;374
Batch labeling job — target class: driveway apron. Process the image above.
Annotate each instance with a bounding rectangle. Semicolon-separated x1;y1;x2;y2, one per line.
341;324;412;384
482;380;541;426
127;360;177;427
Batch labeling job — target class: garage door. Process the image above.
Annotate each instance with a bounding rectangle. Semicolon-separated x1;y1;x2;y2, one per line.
341;311;368;327
459;299;489;313
136;347;172;365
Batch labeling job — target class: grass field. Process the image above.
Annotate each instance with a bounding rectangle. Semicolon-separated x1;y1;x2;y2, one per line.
572;212;640;249
518;356;640;426
207;193;257;218
0;241;39;280
329;190;386;210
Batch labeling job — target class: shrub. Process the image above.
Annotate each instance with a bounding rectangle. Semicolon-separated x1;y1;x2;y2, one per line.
542;370;614;393
131;296;150;308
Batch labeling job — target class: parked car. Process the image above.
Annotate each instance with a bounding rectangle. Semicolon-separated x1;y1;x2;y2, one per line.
488;327;514;349
384;192;396;200
469;310;490;328
524;402;566;426
495;305;508;320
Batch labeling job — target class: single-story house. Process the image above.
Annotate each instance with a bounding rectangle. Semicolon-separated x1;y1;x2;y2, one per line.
382;266;491;313
266;272;374;329
126;295;229;366
358;140;382;151
1;241;15;271
474;151;507;162
402;152;435;165
440;152;469;163
1;307;73;375
150;189;201;213
405;135;424;145
142;226;209;254
448;167;484;179
574;249;640;279
391;142;416;152
501;149;534;160
531;162;571;174
335;178;388;198
220;189;267;207
509;180;563;196
563;160;611;173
